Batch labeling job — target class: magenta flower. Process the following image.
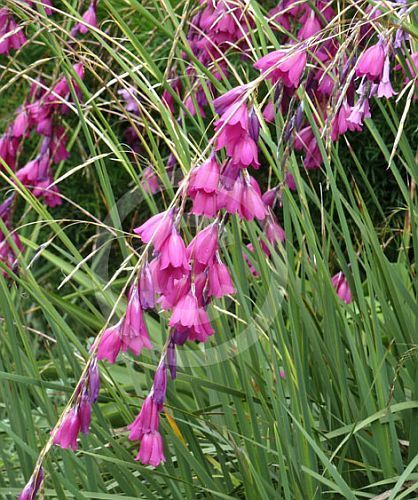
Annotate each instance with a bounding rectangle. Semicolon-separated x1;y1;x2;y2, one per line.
191;190;218;218
298;11;321;40
265;219;286;244
19;468;44;500
159;227;189;279
128;396;161;441
120;284;152;356
188;156;220;195
240;176;267;221
53;408;81;451
169;291;199;330
12;109;31;138
208;258;235;298
0;132;19;169
254;49;307;88
356;41;386;82
135;431;166;467
0;9;26;55
331;101;360;141
72;2;97;36
331;271;352;304
118;86;140;114
213;84;250;115
187;223;219;267
141;167;160;194
188;307;214;342
294;126;322;169
97;323;123;363
134;210;173;251
214;103;260;169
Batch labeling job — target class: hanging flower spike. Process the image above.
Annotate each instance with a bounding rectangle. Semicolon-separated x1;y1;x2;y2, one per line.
19;468;44;500
331;271;352;304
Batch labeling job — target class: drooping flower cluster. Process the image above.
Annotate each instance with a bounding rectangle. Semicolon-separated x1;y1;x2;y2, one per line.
1;63;85;206
181;0;254;117
16;1;417;496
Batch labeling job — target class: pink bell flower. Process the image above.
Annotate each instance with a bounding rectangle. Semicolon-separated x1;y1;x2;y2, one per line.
78;392;92;435
188;156;220;195
191;190;218;218
97;323;123;363
128;396;161;441
356;41;386;82
265;218;286;244
134;210;173;251
240;176;267;221
53;408;81;451
377;56;395;98
298;11;321;40
331;271;352;304
159;227;189;278
187;223;219;266
213;84;250;115
120;284;152;356
72;2;97;36
169;291;199;330
208;258;235;298
254;49;307;88
135;431;166;467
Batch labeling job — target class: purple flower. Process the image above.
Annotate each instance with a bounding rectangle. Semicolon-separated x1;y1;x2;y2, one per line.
19;468;44;500
151;362;167;405
78;392;92;435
